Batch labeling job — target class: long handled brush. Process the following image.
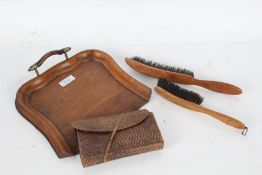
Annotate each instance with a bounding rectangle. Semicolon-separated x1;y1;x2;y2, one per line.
125;57;242;95
155;78;247;135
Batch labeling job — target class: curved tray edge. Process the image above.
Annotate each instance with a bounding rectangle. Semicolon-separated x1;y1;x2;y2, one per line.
76;49;152;101
15;92;74;158
15;49;152;158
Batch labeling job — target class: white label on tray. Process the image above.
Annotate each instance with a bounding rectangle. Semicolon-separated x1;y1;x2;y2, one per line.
59;75;75;87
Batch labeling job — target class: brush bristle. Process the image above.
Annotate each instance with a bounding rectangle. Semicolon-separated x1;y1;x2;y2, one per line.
157;78;204;105
131;56;194;77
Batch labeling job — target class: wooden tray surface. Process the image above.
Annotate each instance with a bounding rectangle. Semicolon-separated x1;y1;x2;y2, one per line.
16;50;152;158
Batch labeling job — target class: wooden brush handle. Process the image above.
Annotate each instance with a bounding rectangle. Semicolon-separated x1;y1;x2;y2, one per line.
192;79;242;95
155;87;247;132
194;104;246;129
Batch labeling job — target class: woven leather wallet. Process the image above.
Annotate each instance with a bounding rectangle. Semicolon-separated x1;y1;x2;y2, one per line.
71;109;164;167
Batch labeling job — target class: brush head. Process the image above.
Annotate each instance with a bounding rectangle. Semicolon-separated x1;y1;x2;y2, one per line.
131;56;194;77
157;78;204;105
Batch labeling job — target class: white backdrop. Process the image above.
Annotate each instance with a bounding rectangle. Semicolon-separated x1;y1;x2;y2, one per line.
1;0;262;175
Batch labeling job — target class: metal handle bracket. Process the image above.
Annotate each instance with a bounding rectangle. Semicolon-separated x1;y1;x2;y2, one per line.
28;47;71;76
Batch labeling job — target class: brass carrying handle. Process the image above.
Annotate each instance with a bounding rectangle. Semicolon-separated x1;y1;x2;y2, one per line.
28;47;71;76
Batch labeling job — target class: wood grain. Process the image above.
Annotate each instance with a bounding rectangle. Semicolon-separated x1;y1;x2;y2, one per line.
16;49;152;158
126;58;242;95
155;86;247;130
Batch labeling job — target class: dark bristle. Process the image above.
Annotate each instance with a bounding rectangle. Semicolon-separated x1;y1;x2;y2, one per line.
131;56;194;77
157;78;204;105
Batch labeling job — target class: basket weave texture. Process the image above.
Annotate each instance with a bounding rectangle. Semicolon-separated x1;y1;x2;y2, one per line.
72;109;164;167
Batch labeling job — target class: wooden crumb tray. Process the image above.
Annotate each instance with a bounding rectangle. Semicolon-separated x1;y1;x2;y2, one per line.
15;48;152;158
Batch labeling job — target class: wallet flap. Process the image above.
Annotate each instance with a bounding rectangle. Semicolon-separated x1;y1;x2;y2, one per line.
72;109;149;132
